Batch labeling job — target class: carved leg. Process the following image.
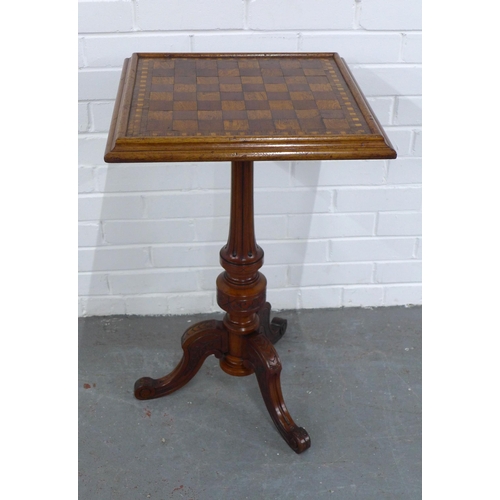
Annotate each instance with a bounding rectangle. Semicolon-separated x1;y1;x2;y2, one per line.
244;332;310;454
258;302;287;344
134;320;228;400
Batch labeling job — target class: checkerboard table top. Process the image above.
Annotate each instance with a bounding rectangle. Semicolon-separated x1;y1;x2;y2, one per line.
104;53;396;162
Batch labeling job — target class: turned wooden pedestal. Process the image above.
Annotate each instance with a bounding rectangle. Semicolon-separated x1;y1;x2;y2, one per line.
134;160;310;452
104;53;396;453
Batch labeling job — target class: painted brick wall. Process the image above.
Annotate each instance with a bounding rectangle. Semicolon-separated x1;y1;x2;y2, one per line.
78;0;422;316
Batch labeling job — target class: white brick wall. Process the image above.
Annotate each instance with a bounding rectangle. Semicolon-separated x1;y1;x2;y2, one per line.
78;0;422;315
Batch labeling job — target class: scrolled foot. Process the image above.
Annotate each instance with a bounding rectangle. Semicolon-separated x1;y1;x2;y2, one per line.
134;320;227;400
287;426;311;454
134;377;157;400
258;302;287;344
245;332;311;454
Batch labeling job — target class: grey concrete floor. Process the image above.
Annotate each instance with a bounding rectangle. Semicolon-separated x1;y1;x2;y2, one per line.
79;306;421;499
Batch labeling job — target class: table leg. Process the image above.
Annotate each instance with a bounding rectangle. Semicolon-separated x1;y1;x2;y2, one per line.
134;160;310;453
258;301;288;344
134;320;227;400
244;332;311;454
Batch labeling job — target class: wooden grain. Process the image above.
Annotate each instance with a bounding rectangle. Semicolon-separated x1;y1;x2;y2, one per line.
104;53;396;162
134;159;311;453
121;53;396;454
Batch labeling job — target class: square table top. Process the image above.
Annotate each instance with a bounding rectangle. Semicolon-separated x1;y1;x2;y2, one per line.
104;53;396;163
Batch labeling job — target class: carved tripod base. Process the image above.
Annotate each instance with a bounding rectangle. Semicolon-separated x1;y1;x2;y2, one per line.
134;303;310;454
135;160;310;454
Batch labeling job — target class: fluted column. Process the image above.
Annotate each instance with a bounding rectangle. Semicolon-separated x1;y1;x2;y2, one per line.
217;161;267;376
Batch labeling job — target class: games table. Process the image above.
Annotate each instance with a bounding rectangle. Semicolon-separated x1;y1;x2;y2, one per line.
104;53;396;453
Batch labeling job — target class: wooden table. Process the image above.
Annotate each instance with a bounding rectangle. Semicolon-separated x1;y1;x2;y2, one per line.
104;53;396;454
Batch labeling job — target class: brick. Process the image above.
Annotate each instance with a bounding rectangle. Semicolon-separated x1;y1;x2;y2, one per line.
359;0;422;30
81;297;126;316
375;261;421;283
192;33;299;53
377;212;421;236
264;265;288;289
79;273;109;295
78;135;108;165
386;158;422;184
136;0;245;30
255;215;288;241
366;97;394;126
329;237;416;262
350;66;422;97
335;186;421;212
78;69;122;100
384;128;413;156
152;243;221;268
78;102;89;132
288;213;375;239
254;162;292;189
290;263;373;286
402;34;422;63
125;294;169;315
194;216;229;243
89;102;115;133
84;34;191;68
384;284;422;306
301;33;401;64
109;269;198;294
248;0;354;30
79;247;151;272
96;164;194;192
342;286;384;307
79;38;86;68
77;23;427;315
292;160;386;186
263;240;329;265
79;222;103;247
394;97;422;126
78;298;85;317
191;164;231;190
144;191;229;219
78;1;134;33
197;267;222;291
412;130;422;156
103;220;195;244
166;292;216;315
79;194;144;221
266;288;300;310
255;189;332;214
78;167;95;193
300;287;342;309
414;238;422;259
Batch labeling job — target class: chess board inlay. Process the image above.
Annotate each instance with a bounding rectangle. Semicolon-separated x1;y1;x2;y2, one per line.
126;56;371;138
104;53;396;163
